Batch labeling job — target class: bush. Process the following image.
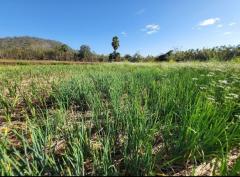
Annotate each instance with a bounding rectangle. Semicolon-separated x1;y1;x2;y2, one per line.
109;52;120;62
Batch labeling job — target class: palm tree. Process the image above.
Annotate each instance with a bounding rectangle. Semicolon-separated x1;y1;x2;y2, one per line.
112;36;120;54
109;36;120;62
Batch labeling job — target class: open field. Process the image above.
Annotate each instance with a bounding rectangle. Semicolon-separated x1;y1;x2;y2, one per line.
0;62;240;176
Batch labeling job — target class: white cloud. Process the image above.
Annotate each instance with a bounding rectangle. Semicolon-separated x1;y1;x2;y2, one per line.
147;30;157;35
224;31;232;35
229;22;237;26
142;24;160;35
217;24;223;28
121;31;127;37
136;9;146;15
199;18;220;26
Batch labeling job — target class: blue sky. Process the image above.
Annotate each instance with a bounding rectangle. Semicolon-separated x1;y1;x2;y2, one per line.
0;0;240;56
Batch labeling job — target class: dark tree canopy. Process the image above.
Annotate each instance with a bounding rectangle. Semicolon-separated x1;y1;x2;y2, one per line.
111;36;120;52
124;54;132;61
156;50;174;62
132;53;144;62
109;36;120;62
78;45;92;60
58;44;69;53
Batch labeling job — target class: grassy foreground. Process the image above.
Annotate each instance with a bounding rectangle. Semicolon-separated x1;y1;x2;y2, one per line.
0;59;100;65
0;62;240;176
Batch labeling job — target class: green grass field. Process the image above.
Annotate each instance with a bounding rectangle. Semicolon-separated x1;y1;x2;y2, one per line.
0;62;240;176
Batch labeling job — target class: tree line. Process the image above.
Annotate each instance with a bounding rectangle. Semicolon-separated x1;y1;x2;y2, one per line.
165;45;240;62
0;36;239;62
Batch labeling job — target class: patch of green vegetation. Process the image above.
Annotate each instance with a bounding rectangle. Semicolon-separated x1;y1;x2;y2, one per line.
0;63;240;176
233;57;240;63
228;158;240;176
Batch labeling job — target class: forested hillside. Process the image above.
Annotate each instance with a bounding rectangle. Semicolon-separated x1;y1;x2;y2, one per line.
0;36;67;50
0;36;76;60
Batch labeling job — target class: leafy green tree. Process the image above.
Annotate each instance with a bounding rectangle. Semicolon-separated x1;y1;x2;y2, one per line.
78;45;92;61
59;44;69;53
132;53;143;62
124;54;132;61
57;44;69;60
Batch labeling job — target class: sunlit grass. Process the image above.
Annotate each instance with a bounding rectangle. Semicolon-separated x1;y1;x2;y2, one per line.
0;62;240;176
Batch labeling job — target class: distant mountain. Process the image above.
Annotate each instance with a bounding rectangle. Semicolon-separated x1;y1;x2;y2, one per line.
0;36;77;61
0;36;73;51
